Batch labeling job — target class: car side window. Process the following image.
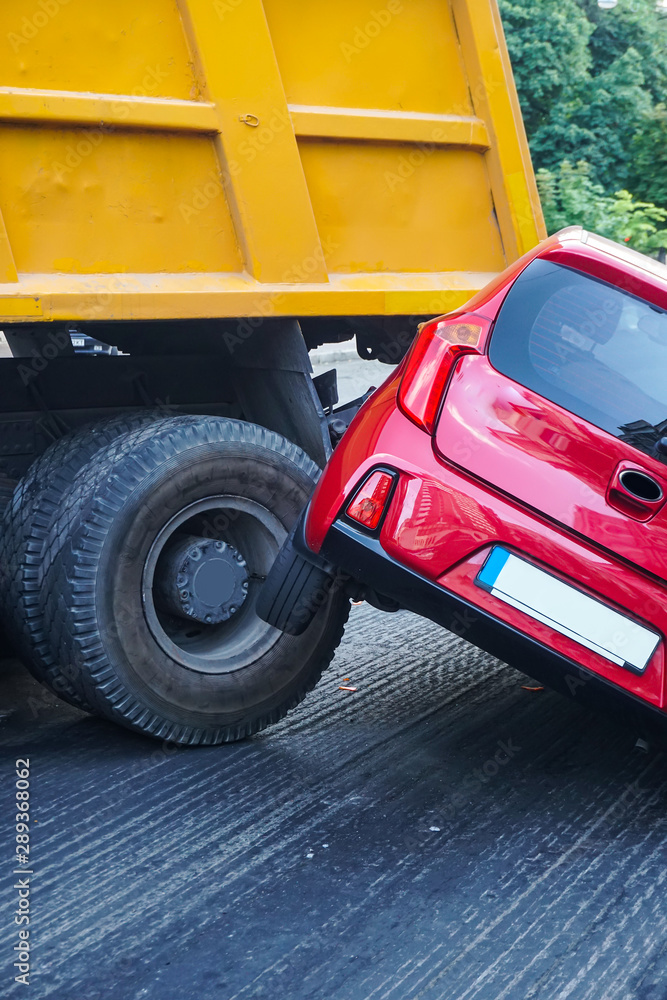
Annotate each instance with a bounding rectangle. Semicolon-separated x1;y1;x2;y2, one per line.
489;259;667;450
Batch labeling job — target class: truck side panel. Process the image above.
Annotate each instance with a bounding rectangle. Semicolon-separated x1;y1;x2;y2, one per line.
0;0;545;323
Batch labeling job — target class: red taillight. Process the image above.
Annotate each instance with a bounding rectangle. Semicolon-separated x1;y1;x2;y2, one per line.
397;314;490;433
346;471;395;531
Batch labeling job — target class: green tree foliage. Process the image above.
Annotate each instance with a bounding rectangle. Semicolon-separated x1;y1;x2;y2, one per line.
580;0;667;105
498;0;592;143
631;105;667;210
537;161;667;254
499;0;667;195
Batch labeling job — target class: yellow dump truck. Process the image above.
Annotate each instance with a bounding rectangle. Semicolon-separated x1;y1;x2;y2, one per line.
0;1;544;743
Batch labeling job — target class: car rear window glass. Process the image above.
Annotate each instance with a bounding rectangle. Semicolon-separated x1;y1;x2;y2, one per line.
489;259;667;453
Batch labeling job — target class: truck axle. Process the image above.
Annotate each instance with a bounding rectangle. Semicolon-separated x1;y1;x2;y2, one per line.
154;534;249;625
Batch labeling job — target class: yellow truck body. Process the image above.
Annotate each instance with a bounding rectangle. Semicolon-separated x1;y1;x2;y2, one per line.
0;0;544;325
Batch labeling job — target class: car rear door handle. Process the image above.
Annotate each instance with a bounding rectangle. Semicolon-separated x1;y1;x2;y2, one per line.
607;463;666;521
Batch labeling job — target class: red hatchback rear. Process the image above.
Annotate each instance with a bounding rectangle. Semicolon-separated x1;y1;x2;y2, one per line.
258;228;667;738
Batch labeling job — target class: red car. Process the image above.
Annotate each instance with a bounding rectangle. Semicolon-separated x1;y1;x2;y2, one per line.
258;228;667;738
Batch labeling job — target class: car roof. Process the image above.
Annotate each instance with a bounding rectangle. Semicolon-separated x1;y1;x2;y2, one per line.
539;228;667;311
448;228;667;323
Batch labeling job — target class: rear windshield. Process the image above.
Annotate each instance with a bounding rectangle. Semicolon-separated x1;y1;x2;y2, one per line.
489;259;667;455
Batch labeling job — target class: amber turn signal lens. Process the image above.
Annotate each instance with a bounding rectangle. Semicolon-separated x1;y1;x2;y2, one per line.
437;322;484;346
346;471;395;531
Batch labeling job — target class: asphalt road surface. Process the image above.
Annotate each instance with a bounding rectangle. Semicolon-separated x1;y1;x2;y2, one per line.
2;598;667;1000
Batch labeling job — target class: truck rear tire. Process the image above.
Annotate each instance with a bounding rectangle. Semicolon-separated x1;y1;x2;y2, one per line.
0;412;167;709
39;417;349;744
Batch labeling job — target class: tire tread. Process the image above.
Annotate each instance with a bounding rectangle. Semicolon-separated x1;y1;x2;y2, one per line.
37;416;347;743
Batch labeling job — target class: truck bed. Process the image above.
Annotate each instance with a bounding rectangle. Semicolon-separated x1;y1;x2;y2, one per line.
0;0;544;324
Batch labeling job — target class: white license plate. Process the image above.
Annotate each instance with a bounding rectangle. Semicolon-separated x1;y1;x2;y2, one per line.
71;338;85;347
476;548;660;674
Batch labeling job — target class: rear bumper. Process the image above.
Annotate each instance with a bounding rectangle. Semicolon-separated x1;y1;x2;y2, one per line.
296;512;667;741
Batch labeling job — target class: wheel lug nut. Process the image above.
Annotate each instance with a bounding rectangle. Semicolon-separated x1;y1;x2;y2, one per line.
180;590;189;599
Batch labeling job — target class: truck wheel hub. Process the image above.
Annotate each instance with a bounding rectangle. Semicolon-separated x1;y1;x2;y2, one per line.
155;534;249;624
